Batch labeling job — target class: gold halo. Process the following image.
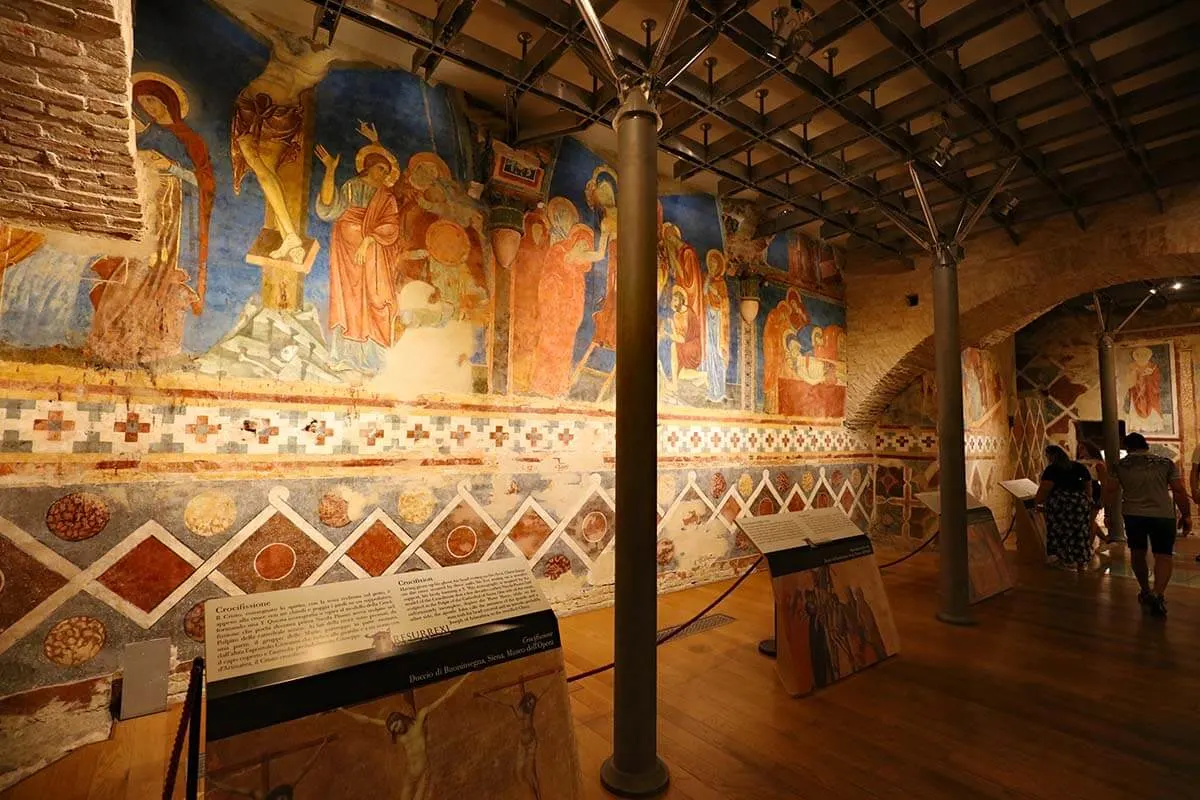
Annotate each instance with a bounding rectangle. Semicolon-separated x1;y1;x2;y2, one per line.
355;144;401;187
131;71;189;118
547;197;580;231
706;249;727;276
406;152;451;189
426;219;470;264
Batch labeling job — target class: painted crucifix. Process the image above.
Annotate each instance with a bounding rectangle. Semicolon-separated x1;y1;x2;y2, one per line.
475;668;561;799
230;13;335;309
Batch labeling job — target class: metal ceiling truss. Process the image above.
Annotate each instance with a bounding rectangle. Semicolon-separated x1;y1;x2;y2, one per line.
314;0;1200;255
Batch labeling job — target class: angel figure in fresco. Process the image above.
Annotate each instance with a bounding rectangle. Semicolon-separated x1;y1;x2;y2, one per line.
531;223;606;397
511;211;550;393
315;121;427;373
1125;346;1166;432
584;167;619;351
761;289;810;414
702;250;731;404
87;73;214;367
232;15;338;263
339;674;469;800
476;671;560;799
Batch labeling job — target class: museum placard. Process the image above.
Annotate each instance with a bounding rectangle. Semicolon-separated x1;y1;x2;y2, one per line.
204;559;581;799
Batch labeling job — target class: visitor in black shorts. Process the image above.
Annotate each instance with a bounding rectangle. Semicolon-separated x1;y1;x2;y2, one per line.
1107;433;1192;619
1123;515;1176;556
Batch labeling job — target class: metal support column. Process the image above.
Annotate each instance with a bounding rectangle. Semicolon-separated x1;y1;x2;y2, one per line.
932;243;974;625
601;85;671;799
1097;333;1125;542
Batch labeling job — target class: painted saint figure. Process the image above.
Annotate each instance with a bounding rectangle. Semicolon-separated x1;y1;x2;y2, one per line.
702;250;731;403
232;19;337;262
88;74;214;366
1125;346;1165;432
531;223;605;397
584;167;618;351
510;211;550;393
662;224;705;372
315;122;423;373
339;674;468;800
761;289;809;414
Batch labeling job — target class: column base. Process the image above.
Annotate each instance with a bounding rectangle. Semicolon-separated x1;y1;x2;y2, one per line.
936;609;978;626
600;756;670;798
757;638;777;658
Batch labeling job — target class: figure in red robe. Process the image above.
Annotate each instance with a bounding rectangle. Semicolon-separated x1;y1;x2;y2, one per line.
531;224;605;397
315;143;408;372
510;212;549;393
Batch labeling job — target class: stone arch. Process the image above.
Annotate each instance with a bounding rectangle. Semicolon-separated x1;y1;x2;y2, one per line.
845;186;1200;430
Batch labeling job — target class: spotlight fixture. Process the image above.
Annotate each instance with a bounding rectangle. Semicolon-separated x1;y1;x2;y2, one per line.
999;193;1019;217
932;135;954;169
1172;281;1184;290
770;0;815;62
1149;287;1158;295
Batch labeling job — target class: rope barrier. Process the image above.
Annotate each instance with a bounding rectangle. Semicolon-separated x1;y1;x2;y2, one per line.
566;556;764;684
163;657;204;800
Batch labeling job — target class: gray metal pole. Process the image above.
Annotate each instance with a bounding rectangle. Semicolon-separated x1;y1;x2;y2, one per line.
601;86;670;798
932;244;974;625
1097;333;1126;542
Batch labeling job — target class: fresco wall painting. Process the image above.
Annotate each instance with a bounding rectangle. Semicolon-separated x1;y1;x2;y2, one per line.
0;0;878;723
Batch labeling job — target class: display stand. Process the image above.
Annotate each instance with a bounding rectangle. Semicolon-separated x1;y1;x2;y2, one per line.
736;508;900;697
203;560;581;800
916;491;1015;603
1001;478;1046;566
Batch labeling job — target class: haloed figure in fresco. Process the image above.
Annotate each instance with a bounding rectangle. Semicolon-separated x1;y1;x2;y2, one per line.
339;674;468;800
703;250;731;404
315;122;409;373
87;74;214;367
531;223;605;397
232;18;337;263
584;167;619;353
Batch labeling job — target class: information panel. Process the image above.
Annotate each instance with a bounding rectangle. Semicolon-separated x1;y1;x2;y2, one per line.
204;560;580;800
735;507;863;554
205;559;549;683
914;491;989;513
1000;478;1040;501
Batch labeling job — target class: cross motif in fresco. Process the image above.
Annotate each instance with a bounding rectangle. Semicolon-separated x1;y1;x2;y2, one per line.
406;424;431;442
185;416;221;443
360;426;385;446
667;431;680;448
450;425;471;445
525;428;544;447
730;433;741;447
32;410;76;441
304;420;334;445
710;432;722;448
113;412;151;443
748;433;760;448
489;426;509;448
766;433;776;448
255;419;279;445
689;432;702;449
557;429;574;446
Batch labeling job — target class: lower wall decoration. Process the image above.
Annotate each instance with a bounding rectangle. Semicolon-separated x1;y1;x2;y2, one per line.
0;440;874;700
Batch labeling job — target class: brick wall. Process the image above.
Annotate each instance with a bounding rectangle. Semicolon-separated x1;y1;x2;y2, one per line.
845;184;1200;430
0;0;141;240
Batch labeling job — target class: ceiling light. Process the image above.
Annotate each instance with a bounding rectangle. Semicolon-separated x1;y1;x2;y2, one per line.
1149;288;1158;295
932;135;954;169
999;194;1019;217
1171;281;1183;290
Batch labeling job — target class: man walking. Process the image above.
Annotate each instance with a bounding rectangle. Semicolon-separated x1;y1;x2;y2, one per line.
1107;433;1191;617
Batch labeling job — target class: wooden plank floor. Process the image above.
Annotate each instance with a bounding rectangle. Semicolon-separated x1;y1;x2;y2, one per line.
6;545;1200;800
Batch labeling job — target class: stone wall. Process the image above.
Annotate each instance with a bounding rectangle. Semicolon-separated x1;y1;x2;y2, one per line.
1014;307;1200;488
0;0;141;239
872;339;1018;546
845;186;1200;430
